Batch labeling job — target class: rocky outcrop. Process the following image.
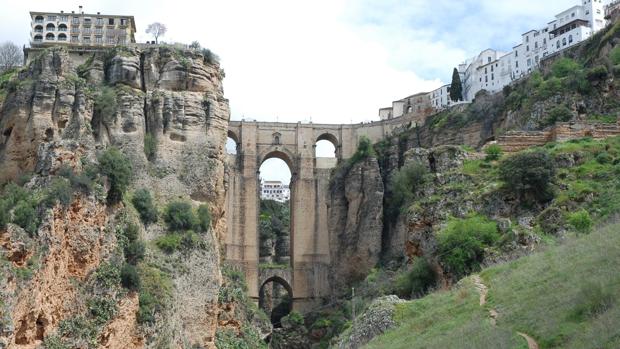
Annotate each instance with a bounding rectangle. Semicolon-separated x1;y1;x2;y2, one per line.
336;296;405;349
0;46;231;348
328;157;384;293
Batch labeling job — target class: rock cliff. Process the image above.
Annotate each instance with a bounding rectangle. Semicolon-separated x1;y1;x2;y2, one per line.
0;46;232;348
327;157;384;293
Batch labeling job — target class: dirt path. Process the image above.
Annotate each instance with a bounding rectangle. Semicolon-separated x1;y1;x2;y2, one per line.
472;275;539;349
517;332;540;349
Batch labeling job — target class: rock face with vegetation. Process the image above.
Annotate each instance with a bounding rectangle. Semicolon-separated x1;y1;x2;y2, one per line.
0;46;244;349
328;156;384;293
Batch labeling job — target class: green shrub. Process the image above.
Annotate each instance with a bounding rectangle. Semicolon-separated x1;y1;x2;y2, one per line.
58;316;98;344
349;136;376;164
46;177;73;207
131;189;158;224
94;86;118;123
0;199;9;230
124;240;146;265
144;133;157;161
155;233;182;253
395;258;437;299
137;265;173;324
437;216;500;279
13;200;38;235
586;65;608;82
98;148;132;204
499;149;556;203
197;204;211;232
95;262;121;289
42;335;69;349
572;282;614;320
124;222;140;243
567;209;593;234
164;201;198;231
595;152;613;164
180;230;204;251
120;263;140;291
551;58;581;78
3;182;32;207
286;311;305;327
544;105;573;126
484;145;503;161
387;163;429;217
88;297;118;325
610;46;620;65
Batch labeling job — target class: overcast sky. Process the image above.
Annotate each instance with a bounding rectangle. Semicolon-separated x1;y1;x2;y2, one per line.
1;0;581;182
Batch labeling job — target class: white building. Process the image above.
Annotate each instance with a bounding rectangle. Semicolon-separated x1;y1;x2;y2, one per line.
29;7;136;47
261;181;290;203
430;84;452;111
461;0;609;99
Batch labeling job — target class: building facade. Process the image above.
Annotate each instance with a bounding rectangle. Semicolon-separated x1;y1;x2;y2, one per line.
30;7;136;47
261;181;290;203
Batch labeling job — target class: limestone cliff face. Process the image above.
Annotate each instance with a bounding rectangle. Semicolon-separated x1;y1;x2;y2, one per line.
0;46;230;348
327;158;384;293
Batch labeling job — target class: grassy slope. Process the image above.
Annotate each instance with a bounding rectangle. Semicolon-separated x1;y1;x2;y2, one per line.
366;222;620;349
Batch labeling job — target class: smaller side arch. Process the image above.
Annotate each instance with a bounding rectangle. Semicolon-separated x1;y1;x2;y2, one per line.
316;132;339;148
227;129;239;145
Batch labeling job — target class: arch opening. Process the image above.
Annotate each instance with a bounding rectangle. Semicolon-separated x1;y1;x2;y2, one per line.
259;277;293;327
258;156;292;271
58;33;67;41
315;140;336;158
45;33;55;41
226;137;237;155
46;23;55;31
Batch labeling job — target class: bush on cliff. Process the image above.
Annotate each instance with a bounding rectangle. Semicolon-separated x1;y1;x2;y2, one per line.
437;215;499;279
13;200;39;235
197;204;212;232
387;163;429;217
567;209;593;234
484;144;503;161
395;257;437;299
500;149;556;204
164;201;199;231
131;189;158;225
94;86;117;123
98;147;132;204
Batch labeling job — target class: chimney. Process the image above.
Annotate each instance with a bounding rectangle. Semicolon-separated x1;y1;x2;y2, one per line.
97;12;100;15
79;5;83;14
60;10;64;13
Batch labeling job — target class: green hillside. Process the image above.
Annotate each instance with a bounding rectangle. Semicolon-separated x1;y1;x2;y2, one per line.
366;222;620;348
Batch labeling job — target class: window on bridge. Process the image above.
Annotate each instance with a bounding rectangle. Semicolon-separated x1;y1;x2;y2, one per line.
258;157;291;272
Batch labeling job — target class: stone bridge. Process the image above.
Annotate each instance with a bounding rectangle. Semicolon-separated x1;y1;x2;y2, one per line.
224;115;422;310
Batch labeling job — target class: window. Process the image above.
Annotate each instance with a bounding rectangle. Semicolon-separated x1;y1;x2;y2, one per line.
569;35;573;44
535;42;538;49
516;61;519;68
45;33;55;40
96;18;104;26
58;33;67;41
120;18;128;26
95;28;103;35
71;35;79;43
557;41;561;49
72;17;79;24
107;36;116;44
83;36;91;44
59;15;68;22
526;36;529;43
35;15;44;23
46;23;56;31
562;38;567;46
47;15;56;21
34;25;43;33
527;58;531;66
58;24;67;31
488;57;491;63
95;36;103;44
491;73;494;80
83;28;91;35
34;34;43;42
527;45;529;51
108;18;115;25
515;51;518;57
71;27;79;33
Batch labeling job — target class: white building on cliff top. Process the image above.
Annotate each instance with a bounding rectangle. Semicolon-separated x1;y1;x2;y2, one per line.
380;0;611;118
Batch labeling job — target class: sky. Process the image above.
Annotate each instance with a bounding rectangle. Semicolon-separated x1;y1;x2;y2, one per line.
1;0;581;182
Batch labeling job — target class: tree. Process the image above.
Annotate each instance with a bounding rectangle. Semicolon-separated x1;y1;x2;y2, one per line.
189;41;201;50
0;42;22;72
499;149;556;204
450;67;463;102
146;22;167;44
98;148;133;204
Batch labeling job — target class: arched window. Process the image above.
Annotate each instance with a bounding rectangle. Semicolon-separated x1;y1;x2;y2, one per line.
58;24;68;32
46;23;55;31
34;25;43;33
557;41;560;49
34;34;43;42
45;33;55;41
58;33;67;41
562;38;567;46
259;277;293;327
569;35;573;44
35;15;44;23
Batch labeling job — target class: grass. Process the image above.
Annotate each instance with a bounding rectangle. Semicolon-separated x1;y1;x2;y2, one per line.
367;222;620;348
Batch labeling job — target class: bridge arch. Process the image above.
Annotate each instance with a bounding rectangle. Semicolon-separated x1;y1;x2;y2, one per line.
258;147;297;175
315;132;341;160
259;274;293;326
